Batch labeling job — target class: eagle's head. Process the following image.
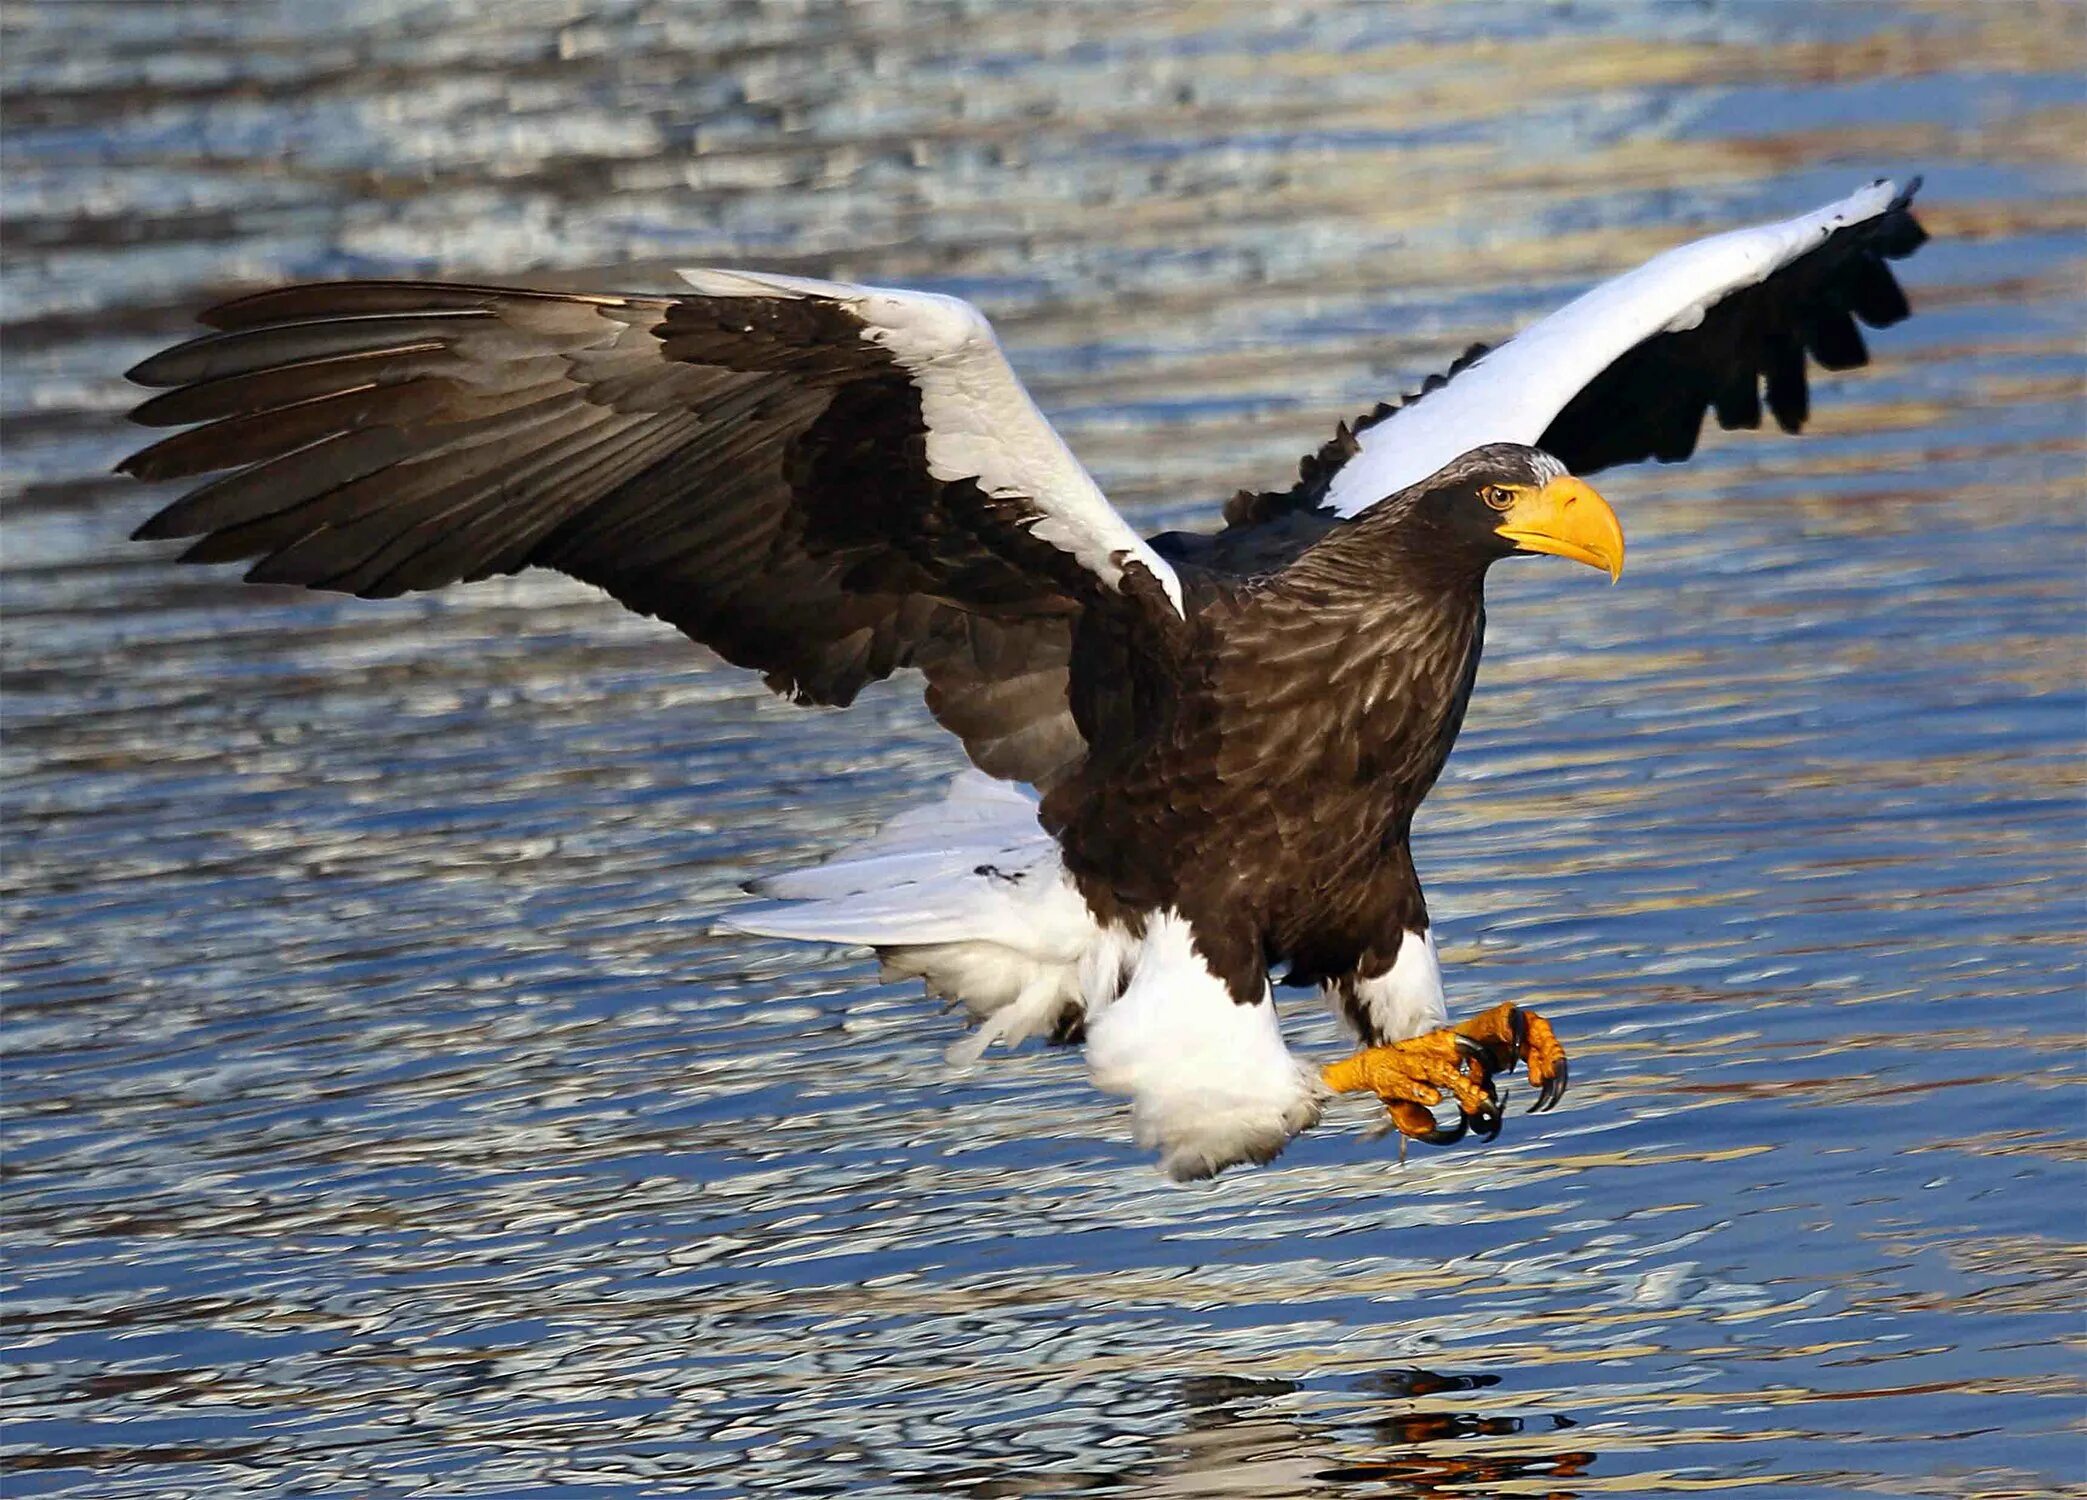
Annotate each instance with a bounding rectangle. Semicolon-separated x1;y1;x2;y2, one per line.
1373;443;1626;583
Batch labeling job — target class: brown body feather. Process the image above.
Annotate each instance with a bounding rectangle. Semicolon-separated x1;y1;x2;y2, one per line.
1053;487;1492;1008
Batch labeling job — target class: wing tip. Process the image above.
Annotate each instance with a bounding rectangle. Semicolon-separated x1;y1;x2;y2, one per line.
1839;174;1926;262
125;342;203;390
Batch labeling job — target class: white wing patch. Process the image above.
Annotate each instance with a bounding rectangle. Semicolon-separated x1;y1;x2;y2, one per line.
677;268;1184;615
1084;911;1322;1180
1324;180;1908;515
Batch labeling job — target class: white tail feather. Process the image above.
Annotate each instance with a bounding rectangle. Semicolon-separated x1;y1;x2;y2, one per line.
722;772;1102;1052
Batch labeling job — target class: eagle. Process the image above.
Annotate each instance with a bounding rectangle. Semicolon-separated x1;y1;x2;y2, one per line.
123;179;1926;1179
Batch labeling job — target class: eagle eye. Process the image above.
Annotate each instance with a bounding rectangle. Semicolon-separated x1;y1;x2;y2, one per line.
1482;484;1516;511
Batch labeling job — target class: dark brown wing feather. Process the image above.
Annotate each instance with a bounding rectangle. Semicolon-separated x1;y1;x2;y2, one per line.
124;280;1091;788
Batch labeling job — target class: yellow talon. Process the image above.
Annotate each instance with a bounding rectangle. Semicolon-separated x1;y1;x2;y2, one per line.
1324;1002;1571;1150
1322;1028;1498;1145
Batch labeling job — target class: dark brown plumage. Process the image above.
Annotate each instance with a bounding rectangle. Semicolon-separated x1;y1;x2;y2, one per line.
126;280;1100;788
1054;446;1564;1022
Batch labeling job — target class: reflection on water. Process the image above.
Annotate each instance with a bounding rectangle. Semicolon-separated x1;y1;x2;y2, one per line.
3;1;2083;1495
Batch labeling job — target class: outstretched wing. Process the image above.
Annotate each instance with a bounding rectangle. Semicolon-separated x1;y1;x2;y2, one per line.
1225;178;1925;534
124;273;1185;789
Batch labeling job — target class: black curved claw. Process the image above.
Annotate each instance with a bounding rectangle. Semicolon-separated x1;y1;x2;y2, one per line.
1453;1032;1487;1061
1465;1090;1505;1143
1528;1057;1569;1114
1507;1004;1528;1059
1416;1111;1468;1147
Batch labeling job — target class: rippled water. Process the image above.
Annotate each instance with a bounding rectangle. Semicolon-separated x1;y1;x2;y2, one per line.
5;2;2085;1495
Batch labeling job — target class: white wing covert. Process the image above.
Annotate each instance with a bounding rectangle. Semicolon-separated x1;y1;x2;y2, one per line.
677;269;1184;613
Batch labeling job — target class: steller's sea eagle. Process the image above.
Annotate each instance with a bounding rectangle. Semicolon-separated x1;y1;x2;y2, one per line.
124;179;1926;1178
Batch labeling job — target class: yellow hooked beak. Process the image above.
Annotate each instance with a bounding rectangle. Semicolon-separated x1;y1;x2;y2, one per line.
1493;474;1626;582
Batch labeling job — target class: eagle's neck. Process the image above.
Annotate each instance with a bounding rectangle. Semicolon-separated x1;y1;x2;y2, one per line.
1216;556;1488;811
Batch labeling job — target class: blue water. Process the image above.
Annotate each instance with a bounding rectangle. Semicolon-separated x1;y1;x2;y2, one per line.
4;2;2083;1495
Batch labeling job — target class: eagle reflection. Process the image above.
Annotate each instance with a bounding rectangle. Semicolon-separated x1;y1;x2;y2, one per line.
946;1368;1594;1498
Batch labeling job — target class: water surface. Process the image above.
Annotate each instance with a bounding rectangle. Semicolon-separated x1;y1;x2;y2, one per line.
4;2;2084;1496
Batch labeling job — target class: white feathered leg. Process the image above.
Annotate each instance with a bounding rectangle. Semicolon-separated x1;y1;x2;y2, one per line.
1324;927;1450;1045
1084;911;1321;1180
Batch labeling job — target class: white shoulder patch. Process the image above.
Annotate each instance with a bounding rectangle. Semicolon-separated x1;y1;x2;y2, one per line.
675;267;1184;615
1324;179;1909;514
1083;911;1321;1180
